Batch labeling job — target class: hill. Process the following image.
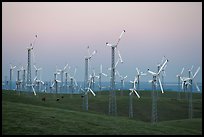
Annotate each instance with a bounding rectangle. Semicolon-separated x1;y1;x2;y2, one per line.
2;90;202;135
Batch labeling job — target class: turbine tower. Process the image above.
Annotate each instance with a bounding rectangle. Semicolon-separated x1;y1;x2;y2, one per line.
98;64;107;93
82;74;96;111
176;67;184;100
106;29;125;116
68;67;77;97
16;66;22;93
180;66;200;119
147;57;168;124
83;46;97;111
129;74;140;118
136;67;146;94
57;64;68;93
21;66;26;91
9;64;16;90
116;70;127;96
27;35;37;92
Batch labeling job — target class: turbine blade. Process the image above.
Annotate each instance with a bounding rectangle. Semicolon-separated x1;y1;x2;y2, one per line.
158;59;168;74
32;86;36;96
115;30;125;47
115;59;119;68
193;67;200;79
158;77;164;93
180;67;184;75
34;65;37;70
102;73;107;77
89;88;96;96
136;67;140;75
100;64;102;73
133;90;140;98
147;70;157;75
63;64;68;70
118;50;123;63
193;80;200;92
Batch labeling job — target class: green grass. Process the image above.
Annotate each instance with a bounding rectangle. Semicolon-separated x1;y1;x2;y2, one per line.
2;90;202;135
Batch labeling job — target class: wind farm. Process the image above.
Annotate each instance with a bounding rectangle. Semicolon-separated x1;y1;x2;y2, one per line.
2;2;202;135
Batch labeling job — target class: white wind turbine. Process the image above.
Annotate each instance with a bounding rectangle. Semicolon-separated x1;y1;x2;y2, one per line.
90;69;99;92
129;74;140;118
57;64;68;93
136;67;147;93
27;34;37;93
106;29;126;116
147;57;168;124
180;66;200;119
98;64;107;93
81;74;96;111
68;67;78;97
9;64;16;90
21;66;27;91
176;67;184;100
51;71;61;94
16;66;22;93
83;46;97;111
116;70;127;96
33;64;43;92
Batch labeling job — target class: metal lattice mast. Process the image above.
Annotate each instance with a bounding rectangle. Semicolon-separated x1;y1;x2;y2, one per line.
109;46;117;116
188;79;193;119
22;69;26;91
129;93;133;118
156;65;160;98
177;75;181;100
99;72;102;92
84;58;89;110
9;65;16;90
151;75;158;124
65;72;68;93
27;47;32;92
9;68;12;90
120;79;123;96
4;76;8;90
137;75;140;93
70;78;74;97
54;73;58;94
17;69;21;91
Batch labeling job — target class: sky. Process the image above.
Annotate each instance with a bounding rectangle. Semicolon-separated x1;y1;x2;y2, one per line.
2;2;202;84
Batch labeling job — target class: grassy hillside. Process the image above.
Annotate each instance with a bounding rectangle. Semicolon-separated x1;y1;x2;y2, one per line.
2;90;202;135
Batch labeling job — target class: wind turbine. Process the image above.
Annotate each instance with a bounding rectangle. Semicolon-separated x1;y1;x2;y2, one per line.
51;71;61;95
90;69;99;92
129;75;140;118
9;64;16;90
33;64;42;92
136;67;146;93
83;46;97;111
180;66;200;119
116;70;127;96
21;66;27;91
98;64;107;94
176;67;184;100
106;29;125;116
147;57;168;124
57;64;68;93
27;34;37;93
68;67;78;97
16;66;22;93
82;74;96;111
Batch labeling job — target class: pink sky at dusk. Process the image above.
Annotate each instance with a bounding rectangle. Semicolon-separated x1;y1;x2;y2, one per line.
2;2;202;83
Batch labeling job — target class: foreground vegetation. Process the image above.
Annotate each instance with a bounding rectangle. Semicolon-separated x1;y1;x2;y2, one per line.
2;90;202;135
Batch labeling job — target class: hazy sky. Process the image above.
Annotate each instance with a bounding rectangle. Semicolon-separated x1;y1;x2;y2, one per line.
2;2;202;83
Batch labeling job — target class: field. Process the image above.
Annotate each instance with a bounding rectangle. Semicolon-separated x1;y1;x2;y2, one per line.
2;90;202;135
